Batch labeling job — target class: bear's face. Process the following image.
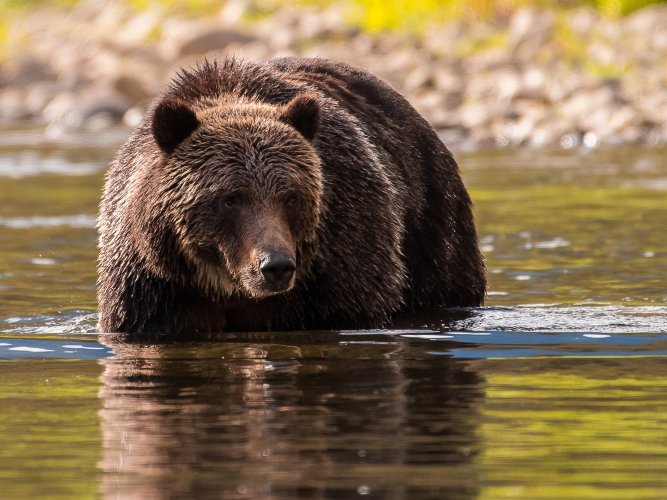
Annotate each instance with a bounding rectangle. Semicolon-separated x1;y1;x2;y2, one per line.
151;94;322;299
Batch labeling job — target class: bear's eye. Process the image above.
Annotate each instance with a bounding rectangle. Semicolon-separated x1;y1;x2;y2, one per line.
285;194;300;209
221;194;243;210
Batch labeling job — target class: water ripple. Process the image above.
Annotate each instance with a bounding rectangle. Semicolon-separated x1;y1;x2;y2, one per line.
1;310;98;335
451;305;667;334
0;152;102;178
0;215;97;229
0;338;111;359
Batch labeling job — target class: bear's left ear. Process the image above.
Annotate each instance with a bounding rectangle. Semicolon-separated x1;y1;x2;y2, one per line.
281;93;320;141
151;99;200;154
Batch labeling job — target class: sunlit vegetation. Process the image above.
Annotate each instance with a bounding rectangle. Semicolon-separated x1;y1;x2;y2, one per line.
339;0;667;32
242;0;667;30
2;0;667;22
2;0;662;70
476;358;667;498
0;360;102;498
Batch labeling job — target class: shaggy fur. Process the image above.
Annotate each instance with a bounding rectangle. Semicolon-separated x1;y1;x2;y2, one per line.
97;57;486;335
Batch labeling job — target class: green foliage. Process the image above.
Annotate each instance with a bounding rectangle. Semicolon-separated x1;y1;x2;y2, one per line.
0;360;102;498
2;0;666;32
478;358;667;498
300;0;667;34
127;0;224;15
0;0;77;9
594;0;664;16
0;19;8;52
553;12;632;78
344;0;460;34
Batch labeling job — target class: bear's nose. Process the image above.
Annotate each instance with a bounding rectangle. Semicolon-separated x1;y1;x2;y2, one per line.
260;253;296;289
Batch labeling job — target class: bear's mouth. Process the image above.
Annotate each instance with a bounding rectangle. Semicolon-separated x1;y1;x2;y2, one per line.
259;278;296;296
243;275;296;298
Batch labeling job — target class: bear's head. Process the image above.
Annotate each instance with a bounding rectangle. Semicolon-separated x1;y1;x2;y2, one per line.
147;93;323;299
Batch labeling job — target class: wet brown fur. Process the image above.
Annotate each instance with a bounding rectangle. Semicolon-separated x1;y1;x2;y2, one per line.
97;57;486;336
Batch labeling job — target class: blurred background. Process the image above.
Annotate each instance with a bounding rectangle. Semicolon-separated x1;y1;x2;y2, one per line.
1;0;667;150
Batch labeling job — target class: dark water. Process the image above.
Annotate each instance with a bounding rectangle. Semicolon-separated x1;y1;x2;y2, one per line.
1;126;666;498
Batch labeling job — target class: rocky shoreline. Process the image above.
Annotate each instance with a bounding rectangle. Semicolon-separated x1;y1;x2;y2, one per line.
2;0;667;151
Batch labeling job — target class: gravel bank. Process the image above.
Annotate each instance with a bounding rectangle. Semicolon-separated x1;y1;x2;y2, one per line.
2;0;666;151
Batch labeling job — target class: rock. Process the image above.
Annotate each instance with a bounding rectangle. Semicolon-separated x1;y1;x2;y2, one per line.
522;67;547;94
0;56;55;87
509;8;556;59
429;105;456;128
529;122;567;148
223;40;272;61
466;128;498;150
494;113;540;146
114;11;160;48
223;40;271;61
0;88;31;122
494;69;522;101
403;65;434;92
433;66;465;93
423;22;468;58
294;7;347;40
219;0;247;26
638;91;667;125
581;131;600;148
559;131;582;149
413;90;446;122
267;27;297;51
93;1;127;32
625;5;667;51
642;123;667;146
178;28;256;58
560;80;625;121
436;126;468;148
624;4;667;34
567;7;600;36
43;92;78;123
459;101;494;129
44;89;131;129
113;74;160;103
123;104;148;128
574;103;645;145
24;82;65;118
588;39;626;68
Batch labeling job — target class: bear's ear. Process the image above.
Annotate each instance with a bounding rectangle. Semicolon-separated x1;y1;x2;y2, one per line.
281;93;320;141
151;99;200;154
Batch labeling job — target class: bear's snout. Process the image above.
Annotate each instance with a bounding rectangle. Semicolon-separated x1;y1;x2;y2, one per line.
259;252;296;291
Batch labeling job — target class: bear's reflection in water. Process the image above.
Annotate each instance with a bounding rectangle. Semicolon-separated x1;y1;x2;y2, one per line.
98;333;484;499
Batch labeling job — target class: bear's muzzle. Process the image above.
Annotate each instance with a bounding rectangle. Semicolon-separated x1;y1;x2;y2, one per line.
259;252;296;292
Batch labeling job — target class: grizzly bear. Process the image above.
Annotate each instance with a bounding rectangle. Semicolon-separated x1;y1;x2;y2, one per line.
97;57;485;335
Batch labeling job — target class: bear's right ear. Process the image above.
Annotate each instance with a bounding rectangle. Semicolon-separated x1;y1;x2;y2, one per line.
281;93;321;141
151;99;200;154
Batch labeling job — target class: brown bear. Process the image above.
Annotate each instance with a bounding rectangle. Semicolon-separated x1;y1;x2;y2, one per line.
97;57;486;336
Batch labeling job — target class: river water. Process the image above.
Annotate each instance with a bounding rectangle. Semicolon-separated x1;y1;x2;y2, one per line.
1;126;666;498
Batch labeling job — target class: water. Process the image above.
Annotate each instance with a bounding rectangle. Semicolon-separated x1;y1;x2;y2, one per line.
1;125;666;498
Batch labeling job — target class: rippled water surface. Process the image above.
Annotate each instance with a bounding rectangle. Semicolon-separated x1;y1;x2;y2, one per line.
1;126;666;498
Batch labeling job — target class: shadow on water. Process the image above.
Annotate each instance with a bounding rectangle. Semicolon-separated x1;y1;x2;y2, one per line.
95;334;484;499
